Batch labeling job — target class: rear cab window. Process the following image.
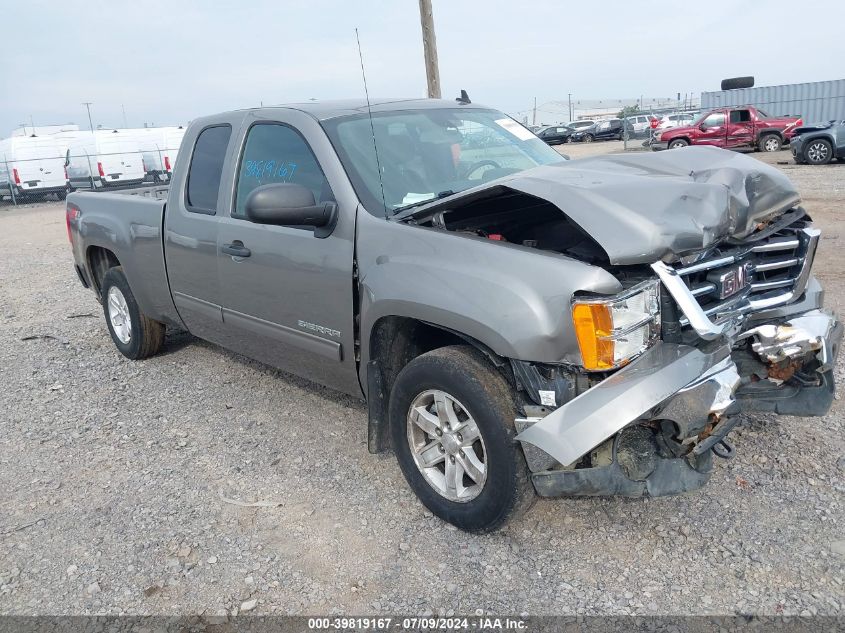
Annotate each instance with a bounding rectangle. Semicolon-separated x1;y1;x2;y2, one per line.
186;125;232;214
730;110;752;124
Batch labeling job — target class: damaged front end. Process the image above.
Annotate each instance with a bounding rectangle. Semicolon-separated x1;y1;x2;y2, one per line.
513;212;841;498
399;146;841;499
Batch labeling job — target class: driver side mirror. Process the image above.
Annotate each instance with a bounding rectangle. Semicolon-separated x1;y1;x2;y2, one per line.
699;123;708;131
245;183;337;238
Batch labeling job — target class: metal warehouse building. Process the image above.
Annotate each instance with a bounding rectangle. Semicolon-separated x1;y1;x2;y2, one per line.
701;78;845;123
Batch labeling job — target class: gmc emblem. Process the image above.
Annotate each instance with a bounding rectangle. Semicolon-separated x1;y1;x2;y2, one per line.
718;263;752;299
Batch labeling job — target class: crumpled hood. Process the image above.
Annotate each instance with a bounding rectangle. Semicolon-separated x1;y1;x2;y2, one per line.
405;146;800;265
505;147;799;264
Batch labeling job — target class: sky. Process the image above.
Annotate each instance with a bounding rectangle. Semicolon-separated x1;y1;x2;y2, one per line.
1;0;843;135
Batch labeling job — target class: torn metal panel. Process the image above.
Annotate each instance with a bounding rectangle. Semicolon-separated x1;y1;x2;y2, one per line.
514;342;731;468
740;308;842;372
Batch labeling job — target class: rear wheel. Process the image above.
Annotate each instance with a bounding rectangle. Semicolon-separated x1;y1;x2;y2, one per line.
582;133;594;143
389;346;534;532
669;139;689;149
100;266;165;360
805;138;833;165
759;134;782;152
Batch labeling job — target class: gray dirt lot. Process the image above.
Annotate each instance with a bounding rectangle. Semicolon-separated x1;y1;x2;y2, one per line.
1;146;843;618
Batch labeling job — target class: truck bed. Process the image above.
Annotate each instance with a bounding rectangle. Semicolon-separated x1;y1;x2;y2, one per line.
67;190;181;326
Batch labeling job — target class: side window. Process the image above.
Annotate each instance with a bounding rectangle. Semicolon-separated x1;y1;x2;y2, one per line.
729;109;752;123
234;123;332;219
186;125;231;214
703;112;726;128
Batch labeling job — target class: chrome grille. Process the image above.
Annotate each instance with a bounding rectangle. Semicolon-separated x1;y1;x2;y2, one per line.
652;215;819;338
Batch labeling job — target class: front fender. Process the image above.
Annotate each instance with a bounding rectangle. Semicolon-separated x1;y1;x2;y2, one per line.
356;213;622;371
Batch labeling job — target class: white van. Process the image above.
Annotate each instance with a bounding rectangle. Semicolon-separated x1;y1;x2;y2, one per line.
127;127;186;183
64;130;145;189
0;135;69;200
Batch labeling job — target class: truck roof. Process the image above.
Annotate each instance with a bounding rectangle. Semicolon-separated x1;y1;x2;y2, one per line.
234;98;485;121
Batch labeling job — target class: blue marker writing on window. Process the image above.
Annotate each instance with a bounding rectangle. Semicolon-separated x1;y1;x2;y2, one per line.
244;160;298;183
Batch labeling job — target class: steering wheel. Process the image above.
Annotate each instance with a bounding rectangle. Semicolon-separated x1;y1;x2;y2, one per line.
462;159;502;180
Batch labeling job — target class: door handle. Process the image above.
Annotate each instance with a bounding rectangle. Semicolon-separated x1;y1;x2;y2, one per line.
221;242;251;258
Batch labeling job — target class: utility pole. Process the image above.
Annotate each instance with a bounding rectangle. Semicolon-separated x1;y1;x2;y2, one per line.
82;102;94;133
121;104;128;128
568;93;572;122
418;0;441;98
532;97;537;126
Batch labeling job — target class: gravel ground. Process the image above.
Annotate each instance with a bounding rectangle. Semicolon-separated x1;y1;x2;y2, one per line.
1;147;843;618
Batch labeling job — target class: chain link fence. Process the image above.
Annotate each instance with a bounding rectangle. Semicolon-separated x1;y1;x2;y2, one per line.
1;147;180;207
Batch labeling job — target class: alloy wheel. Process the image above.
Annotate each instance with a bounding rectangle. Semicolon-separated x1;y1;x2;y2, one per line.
807;141;830;163
107;286;132;344
406;389;487;502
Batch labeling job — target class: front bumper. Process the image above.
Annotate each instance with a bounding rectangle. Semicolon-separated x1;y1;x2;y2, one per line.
650;140;669;151
516;307;841;498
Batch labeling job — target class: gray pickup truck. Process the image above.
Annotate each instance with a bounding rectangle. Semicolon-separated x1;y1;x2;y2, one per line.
67;98;841;532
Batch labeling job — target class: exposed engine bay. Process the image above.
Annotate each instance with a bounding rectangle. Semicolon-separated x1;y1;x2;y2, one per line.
421;188;610;265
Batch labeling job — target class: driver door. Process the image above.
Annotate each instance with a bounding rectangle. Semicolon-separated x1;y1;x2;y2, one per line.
215;112;359;395
695;111;727;147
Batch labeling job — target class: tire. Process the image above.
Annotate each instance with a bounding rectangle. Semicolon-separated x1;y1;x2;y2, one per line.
721;76;754;90
804;138;833;165
389;345;534;532
582;134;594;143
668;139;689;149
759;135;782;152
100;266;165;360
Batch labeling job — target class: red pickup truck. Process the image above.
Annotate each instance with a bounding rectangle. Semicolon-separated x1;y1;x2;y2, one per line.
653;106;803;152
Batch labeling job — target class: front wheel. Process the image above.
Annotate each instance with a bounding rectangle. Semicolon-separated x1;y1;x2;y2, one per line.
101;266;165;360
805;138;833;165
389;346;534;532
582;134;594;143
669;139;689;149
759;135;782;152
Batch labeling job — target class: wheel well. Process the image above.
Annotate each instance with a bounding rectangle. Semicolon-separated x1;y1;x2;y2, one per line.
370;317;470;394
366;316;509;452
669;137;690;145
87;246;120;298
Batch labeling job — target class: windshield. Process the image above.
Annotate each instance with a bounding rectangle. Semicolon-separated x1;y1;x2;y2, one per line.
322;108;565;215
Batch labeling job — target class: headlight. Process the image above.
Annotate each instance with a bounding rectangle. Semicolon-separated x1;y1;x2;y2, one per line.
571;279;661;371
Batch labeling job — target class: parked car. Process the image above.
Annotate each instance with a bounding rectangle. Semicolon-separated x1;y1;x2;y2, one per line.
653;106;802;152
536;125;575;145
790;120;845;165
0;134;69;200
570;118;629;142
624;114;659;138
654;113;697;133
66;98;840;532
63;130;146;189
